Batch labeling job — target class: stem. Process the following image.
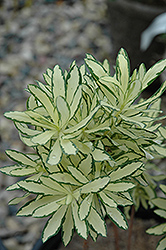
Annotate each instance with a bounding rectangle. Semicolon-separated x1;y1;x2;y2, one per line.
127;205;135;250
83;238;89;250
112;222;120;250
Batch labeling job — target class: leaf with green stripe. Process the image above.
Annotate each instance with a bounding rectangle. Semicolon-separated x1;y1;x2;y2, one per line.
106;182;135;192
142;59;166;90
146;223;166;235
116;48;130;93
66;66;81;105
64;106;99;134
18;180;58;195
87;206;107;237
52;65;65;101
32;130;57;145
78;193;93;220
106;206;128;229
99;191;117;208
56;96;70;128
68;165;89;184
72;199;88;239
33;200;61;217
60;138;77;155
17;196;56;216
51;172;81;186
42;205;67;242
78;154;93;176
80;177;110;194
156;237;166;250
47;139;62;165
109;162;143;181
62;205;74;246
28;84;57;124
6;150;37;167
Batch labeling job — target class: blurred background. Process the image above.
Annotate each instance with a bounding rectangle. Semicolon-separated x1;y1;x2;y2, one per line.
0;0;166;249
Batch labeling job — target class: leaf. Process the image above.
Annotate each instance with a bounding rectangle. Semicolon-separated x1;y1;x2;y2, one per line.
87;206;107;237
68;165;88;184
42;205;67;242
85;58;108;79
80;177;110;194
17;196;56;216
28;84;56;124
0;165;21;175
106;206;128;229
26;110;57;130
70;85;82;117
60;138;77;155
27;95;38;109
156;236;166;250
8;193;29;205
56;96;70;128
109;162;143;181
99;191;117;207
40;176;67;193
142;60;166;90
52;65;65;101
91;148;111;162
62;205;74;246
67;66;80;105
64;106;99;134
159;126;166;139
160;184;166;194
152;198;166;210
146;223;166;235
116;49;130;93
47;139;62;165
105;192;133;206
18;180;58;195
154;210;166;219
78;193;93;220
78;155;93;176
5;150;37;167
72;199;88;239
15;122;40;136
106;182;135;192
32;130;56;145
51;172;81;186
10;167;37;176
33;200;61;217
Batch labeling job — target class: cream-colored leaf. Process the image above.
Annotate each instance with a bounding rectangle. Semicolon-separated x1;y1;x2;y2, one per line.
79;193;93;220
106;182;135;192
52;65;65;101
72;199;88;239
68;165;88;184
109;162;143;182
99;192;117;207
42;205;67;242
87;206;107;236
47;139;62;165
146;223;166;235
62;205;74;246
106;206;128;229
81;177;110;194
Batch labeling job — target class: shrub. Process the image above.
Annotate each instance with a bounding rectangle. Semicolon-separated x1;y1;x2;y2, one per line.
1;48;166;248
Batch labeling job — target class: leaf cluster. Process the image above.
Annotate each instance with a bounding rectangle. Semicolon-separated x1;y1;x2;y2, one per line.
1;48;166;246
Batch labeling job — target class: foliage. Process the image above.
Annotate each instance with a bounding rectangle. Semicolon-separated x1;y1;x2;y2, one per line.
1;48;166;246
146;184;166;250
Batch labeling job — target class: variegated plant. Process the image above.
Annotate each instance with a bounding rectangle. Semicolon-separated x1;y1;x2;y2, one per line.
146;184;166;250
1;48;166;247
